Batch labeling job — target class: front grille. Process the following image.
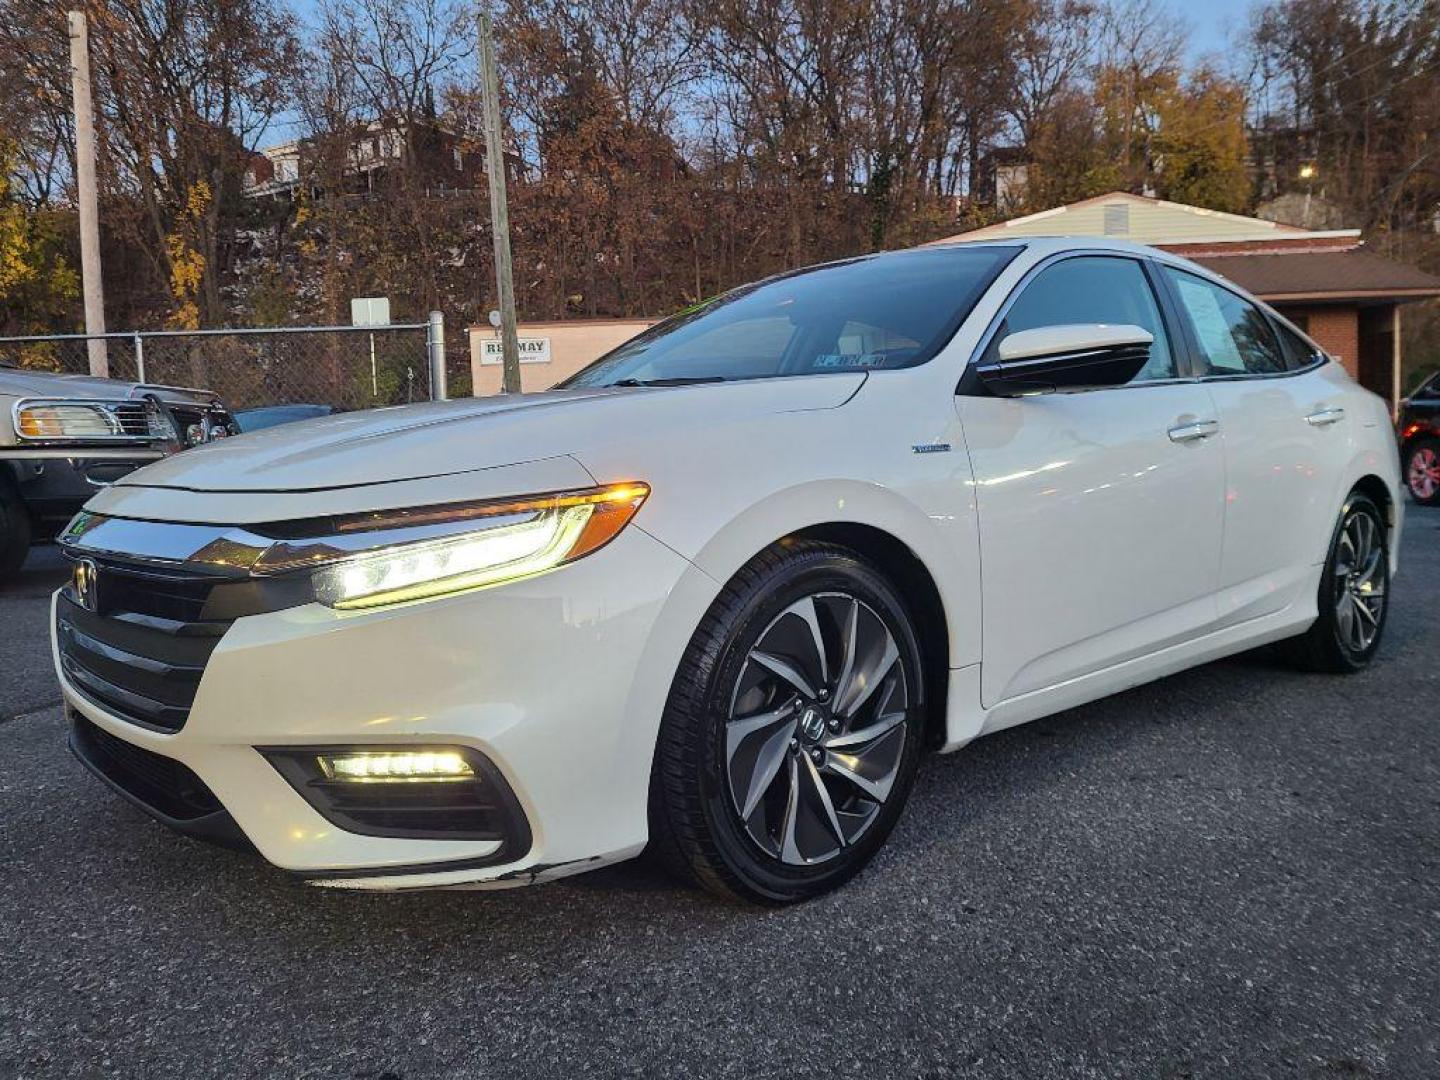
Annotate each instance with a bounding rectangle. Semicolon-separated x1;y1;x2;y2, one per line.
56;541;312;732
56;560;232;732
110;402;152;437
71;713;221;820
168;403;235;444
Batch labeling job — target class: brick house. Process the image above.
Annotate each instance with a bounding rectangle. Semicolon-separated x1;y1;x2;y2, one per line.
931;192;1440;410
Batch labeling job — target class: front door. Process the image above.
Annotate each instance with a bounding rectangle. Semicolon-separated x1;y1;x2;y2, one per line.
958;254;1227;707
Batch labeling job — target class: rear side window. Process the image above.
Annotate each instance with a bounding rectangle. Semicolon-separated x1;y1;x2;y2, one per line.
1164;268;1286;376
991;256;1176;381
1271;318;1321;371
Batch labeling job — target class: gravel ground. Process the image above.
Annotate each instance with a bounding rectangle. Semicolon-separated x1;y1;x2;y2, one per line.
1;509;1437;1079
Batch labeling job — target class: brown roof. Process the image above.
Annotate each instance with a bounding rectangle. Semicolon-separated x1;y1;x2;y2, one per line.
1185;247;1440;304
1160;236;1360;257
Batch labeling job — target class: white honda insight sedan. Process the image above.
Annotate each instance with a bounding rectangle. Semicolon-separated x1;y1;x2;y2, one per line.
54;238;1401;903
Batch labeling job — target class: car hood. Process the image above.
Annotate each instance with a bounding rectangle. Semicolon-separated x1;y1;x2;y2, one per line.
0;367;214;403
111;375;866;495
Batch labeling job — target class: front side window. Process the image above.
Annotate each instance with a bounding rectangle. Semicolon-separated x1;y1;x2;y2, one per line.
1165;268;1286;376
989;256;1176;381
561;247;1018;388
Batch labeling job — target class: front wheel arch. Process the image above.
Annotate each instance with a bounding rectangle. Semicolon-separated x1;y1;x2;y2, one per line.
647;538;929;902
784;522;950;750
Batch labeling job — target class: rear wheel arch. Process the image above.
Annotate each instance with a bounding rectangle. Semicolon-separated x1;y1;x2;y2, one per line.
1350;473;1396;532
1280;486;1390;673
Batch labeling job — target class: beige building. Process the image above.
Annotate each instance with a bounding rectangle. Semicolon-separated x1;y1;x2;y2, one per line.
469;318;657;395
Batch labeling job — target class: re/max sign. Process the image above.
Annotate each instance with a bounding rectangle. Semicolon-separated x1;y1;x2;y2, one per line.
480;337;552;364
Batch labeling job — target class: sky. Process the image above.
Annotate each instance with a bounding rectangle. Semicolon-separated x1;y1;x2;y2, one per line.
268;0;1257;143
283;0;1256;60
1180;0;1257;63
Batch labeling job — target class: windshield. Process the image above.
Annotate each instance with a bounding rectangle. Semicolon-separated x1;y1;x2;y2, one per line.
561;246;1018;388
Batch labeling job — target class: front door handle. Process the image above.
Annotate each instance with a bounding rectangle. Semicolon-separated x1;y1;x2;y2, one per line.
1168;419;1220;443
1306;407;1346;427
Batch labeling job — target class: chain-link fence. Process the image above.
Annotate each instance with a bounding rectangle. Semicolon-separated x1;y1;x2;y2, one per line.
0;317;452;413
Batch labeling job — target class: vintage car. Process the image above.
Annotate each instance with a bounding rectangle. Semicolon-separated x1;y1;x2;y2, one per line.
0;364;236;581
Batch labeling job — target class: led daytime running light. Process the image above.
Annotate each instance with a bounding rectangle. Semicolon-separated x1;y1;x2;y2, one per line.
317;750;476;783
310;481;649;609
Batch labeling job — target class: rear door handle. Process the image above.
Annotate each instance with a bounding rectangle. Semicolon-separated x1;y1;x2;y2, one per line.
1306;407;1345;427
1168;419;1220;443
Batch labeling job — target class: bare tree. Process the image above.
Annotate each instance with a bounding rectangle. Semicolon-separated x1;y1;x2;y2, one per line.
1009;0;1096;148
87;0;302;325
1095;0;1188;187
312;0;473;310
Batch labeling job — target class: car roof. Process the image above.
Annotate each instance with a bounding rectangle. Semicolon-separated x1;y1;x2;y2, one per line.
923;235;1173;259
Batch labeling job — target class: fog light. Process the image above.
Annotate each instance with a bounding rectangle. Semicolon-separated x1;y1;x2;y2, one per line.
316;750;476;783
263;743;531;845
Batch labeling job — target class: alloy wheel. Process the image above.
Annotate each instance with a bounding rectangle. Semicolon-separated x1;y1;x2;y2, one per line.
724;592;909;866
1332;509;1386;653
1408;447;1440;501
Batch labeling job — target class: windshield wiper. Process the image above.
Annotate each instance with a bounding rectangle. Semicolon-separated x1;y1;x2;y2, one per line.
609;376;728;387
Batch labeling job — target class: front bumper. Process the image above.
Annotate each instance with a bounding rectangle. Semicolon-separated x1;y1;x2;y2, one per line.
54;526;711;889
3;455;152;536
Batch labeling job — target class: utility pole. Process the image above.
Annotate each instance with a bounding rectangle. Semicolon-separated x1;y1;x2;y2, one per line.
479;8;521;393
67;10;108;378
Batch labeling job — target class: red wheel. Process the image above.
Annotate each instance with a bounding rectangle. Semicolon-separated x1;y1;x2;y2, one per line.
1404;438;1440;506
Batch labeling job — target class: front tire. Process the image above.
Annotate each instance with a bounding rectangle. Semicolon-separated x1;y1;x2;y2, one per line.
649;540;926;904
1403;437;1440;506
1280;492;1389;673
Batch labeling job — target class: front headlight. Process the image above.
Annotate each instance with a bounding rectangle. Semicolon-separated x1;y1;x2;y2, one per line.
16;400;172;443
17;403;119;440
299;482;650;610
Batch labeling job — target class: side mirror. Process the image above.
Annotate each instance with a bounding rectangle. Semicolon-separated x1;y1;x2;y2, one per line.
978;324;1154;397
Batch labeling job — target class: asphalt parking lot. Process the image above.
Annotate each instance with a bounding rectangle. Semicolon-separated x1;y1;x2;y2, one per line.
2;508;1437;1080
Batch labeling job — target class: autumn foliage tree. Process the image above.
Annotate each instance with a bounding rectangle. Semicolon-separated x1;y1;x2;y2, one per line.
0;0;1434;339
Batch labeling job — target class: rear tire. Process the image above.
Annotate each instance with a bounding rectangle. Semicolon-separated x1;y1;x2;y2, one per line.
0;477;31;585
648;540;926;904
1279;492;1389;673
1403;437;1440;506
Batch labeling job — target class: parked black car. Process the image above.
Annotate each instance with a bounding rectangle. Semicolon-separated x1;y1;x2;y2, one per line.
0;365;236;581
1399;369;1440;506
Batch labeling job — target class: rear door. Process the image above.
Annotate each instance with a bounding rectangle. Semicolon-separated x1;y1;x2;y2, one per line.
1159;266;1351;626
957;253;1227;707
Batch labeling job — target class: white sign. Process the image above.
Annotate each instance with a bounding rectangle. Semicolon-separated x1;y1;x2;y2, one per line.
480;337;551;365
350;297;391;326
